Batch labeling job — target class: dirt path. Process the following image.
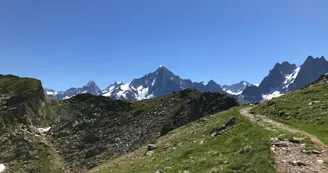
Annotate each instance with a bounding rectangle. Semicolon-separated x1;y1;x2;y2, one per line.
240;107;328;173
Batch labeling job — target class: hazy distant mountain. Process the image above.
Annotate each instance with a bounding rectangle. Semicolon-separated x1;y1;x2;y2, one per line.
241;56;328;102
45;80;102;100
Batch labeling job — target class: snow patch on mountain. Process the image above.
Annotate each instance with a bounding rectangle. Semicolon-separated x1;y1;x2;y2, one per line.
0;164;5;173
152;78;156;86
135;85;152;100
282;67;301;89
37;127;51;133
63;96;72;100
46;91;57;95
262;90;283;100
224;89;243;95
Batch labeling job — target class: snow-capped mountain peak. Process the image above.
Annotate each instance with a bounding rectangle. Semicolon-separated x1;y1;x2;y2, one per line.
222;81;252;95
102;67;226;100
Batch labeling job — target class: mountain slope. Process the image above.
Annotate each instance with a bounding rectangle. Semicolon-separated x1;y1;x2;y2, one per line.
253;73;328;144
242;56;328;102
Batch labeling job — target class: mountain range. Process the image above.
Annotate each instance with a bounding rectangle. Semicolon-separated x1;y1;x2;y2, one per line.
46;66;242;100
46;56;328;103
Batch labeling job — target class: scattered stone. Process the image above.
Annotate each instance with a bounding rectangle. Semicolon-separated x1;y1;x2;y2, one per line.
289;137;305;144
183;170;190;173
317;160;324;164
272;142;289;148
289;161;309;167
210;167;219;173
145;151;155;156
148;144;157;151
271;147;275;152
210;117;235;137
154;169;164;173
107;163;120;168
311;150;322;154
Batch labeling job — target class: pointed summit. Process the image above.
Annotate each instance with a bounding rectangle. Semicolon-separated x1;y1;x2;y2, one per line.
86;80;96;87
155;65;169;71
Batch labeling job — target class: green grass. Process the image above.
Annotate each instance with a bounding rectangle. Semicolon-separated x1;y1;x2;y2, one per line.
89;107;289;173
253;82;328;144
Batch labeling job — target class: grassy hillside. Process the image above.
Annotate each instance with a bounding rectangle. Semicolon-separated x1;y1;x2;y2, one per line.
253;74;328;144
89;107;287;173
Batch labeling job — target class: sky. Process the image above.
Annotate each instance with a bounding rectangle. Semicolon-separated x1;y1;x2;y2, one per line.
1;0;328;90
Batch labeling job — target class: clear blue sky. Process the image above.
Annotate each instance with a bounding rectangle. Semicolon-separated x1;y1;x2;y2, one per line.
1;0;328;90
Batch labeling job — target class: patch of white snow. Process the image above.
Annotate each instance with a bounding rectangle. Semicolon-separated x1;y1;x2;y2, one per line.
225;90;242;95
0;164;5;173
283;67;301;89
37;127;51;133
63;96;72;100
46;91;57;95
120;83;130;91
152;78;156;86
135;85;152;100
254;84;260;87
262;91;283;100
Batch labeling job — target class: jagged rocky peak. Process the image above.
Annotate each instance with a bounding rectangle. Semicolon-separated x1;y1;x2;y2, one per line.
271;61;297;75
302;56;327;66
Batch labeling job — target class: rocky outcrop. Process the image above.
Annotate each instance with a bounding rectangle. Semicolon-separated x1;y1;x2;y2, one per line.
0;75;66;173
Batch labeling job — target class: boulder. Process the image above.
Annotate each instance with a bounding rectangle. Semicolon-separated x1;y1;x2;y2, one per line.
289;137;305;143
145;151;155;156
147;144;157;151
